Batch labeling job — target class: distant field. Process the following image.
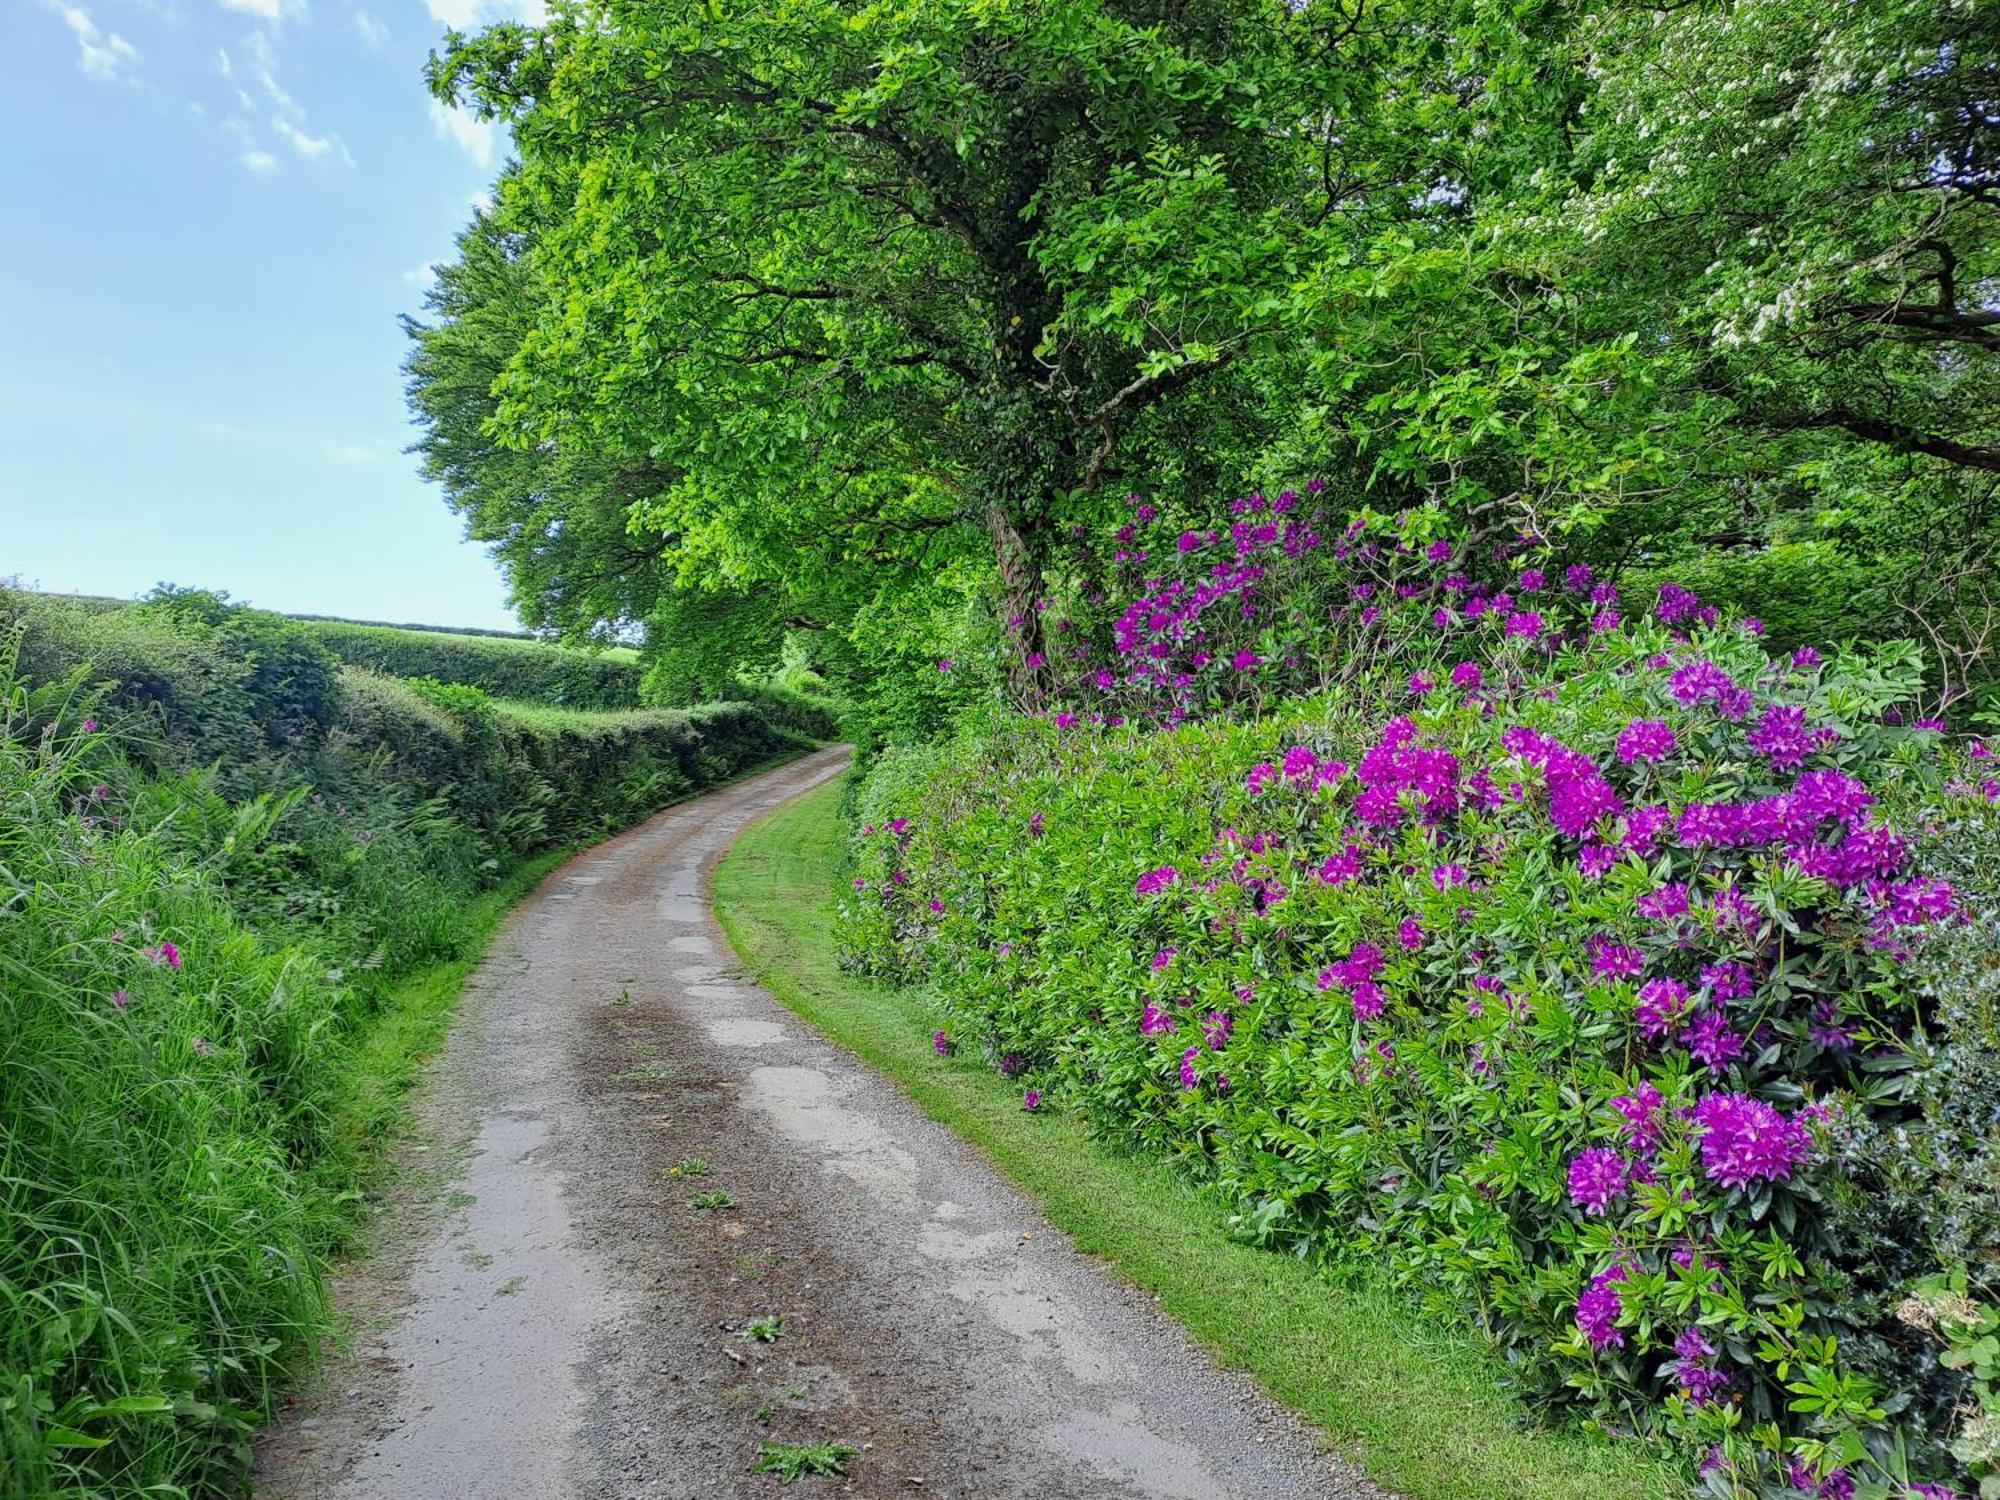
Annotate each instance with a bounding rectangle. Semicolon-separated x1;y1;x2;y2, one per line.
19;591;644;709
297;619;644;709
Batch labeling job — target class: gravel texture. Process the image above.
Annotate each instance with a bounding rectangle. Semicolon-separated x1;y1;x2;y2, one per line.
254;747;1389;1500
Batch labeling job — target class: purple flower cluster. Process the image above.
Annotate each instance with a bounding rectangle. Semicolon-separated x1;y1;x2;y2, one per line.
1575;1263;1629;1351
1567;1147;1630;1215
1354;717;1460;828
1668;1327;1730;1406
1502;726;1624;839
1616;719;1676;764
1612;1082;1666;1155
1691;1093;1812;1189
1320;941;1388;1021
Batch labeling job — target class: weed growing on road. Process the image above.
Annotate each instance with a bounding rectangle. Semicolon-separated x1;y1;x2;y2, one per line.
668;1156;710;1178
689;1190;737;1210
742;1315;784;1342
752;1441;853;1484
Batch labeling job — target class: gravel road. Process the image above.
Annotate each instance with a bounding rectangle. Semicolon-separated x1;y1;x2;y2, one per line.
254;746;1386;1500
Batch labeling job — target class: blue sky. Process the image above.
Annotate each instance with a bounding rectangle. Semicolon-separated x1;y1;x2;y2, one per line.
1;0;540;629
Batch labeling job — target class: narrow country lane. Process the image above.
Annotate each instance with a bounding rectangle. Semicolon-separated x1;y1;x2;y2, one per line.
254;747;1385;1500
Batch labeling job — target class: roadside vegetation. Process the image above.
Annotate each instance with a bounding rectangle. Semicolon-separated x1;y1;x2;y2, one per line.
839;503;2000;1500
0;586;820;1497
718;777;1684;1500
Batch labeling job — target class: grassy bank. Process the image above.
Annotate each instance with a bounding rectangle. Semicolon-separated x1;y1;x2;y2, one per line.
713;776;1681;1500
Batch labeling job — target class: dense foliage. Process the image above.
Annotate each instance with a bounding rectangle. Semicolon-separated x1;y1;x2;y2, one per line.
299;616;642;710
411;0;1999;728
844;490;2000;1498
0;592;813;1498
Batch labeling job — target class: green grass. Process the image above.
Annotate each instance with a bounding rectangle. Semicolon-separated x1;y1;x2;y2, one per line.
713;778;1685;1500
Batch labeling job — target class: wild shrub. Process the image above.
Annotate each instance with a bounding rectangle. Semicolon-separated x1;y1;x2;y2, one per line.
846;489;1998;1498
0;606;814;1498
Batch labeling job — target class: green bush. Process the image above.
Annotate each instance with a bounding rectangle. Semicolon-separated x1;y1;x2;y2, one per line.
843;496;1995;1498
301;619;641;708
0;597;815;1498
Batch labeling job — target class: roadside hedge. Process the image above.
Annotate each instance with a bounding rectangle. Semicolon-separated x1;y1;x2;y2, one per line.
844;492;1999;1500
0;591;812;1499
300;617;643;708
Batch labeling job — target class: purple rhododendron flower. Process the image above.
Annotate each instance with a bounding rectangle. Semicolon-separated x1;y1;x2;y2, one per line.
1450;661;1482;690
1590;938;1645;980
1747;703;1816;771
1398;918;1425;952
1140;1002;1176;1037
1152;947;1177;971
1691;1093;1811;1189
1637;883;1691;922
1616;720;1676;764
932;1030;951;1056
1203;1010;1231;1050
1022;1089;1041;1111
1575;1264;1628;1350
1668;1327;1730;1406
1318;846;1364;886
1612;1082;1665;1154
1672;664;1736;716
1568;1147;1630;1214
1685;1012;1745;1073
1179;1046;1200;1089
1700;961;1756;1001
1134;866;1179;896
1656;582;1703;624
1636;977;1693;1040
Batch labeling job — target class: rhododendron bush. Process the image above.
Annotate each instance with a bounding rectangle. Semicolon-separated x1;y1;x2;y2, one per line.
843;490;2000;1499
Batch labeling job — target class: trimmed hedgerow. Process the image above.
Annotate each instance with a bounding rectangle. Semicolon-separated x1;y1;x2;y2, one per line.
845;488;1999;1500
299;617;642;708
0;597;813;1499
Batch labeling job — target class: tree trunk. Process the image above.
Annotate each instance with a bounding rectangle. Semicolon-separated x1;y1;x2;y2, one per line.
987;500;1051;711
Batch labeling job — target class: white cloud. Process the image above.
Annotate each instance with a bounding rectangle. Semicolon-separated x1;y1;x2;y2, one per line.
273;115;350;163
43;0;140;81
353;9;387;47
402;261;438;289
241;148;279;172
428;97;499;168
218;0;285;17
216;45;233;76
423;0;543;28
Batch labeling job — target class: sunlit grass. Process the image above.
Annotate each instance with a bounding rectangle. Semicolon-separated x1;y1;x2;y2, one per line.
715;777;1683;1500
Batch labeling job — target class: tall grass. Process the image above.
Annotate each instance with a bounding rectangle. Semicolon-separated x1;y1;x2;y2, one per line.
0;607;818;1498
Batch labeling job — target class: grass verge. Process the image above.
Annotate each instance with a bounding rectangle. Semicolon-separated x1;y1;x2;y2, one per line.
713;775;1686;1500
